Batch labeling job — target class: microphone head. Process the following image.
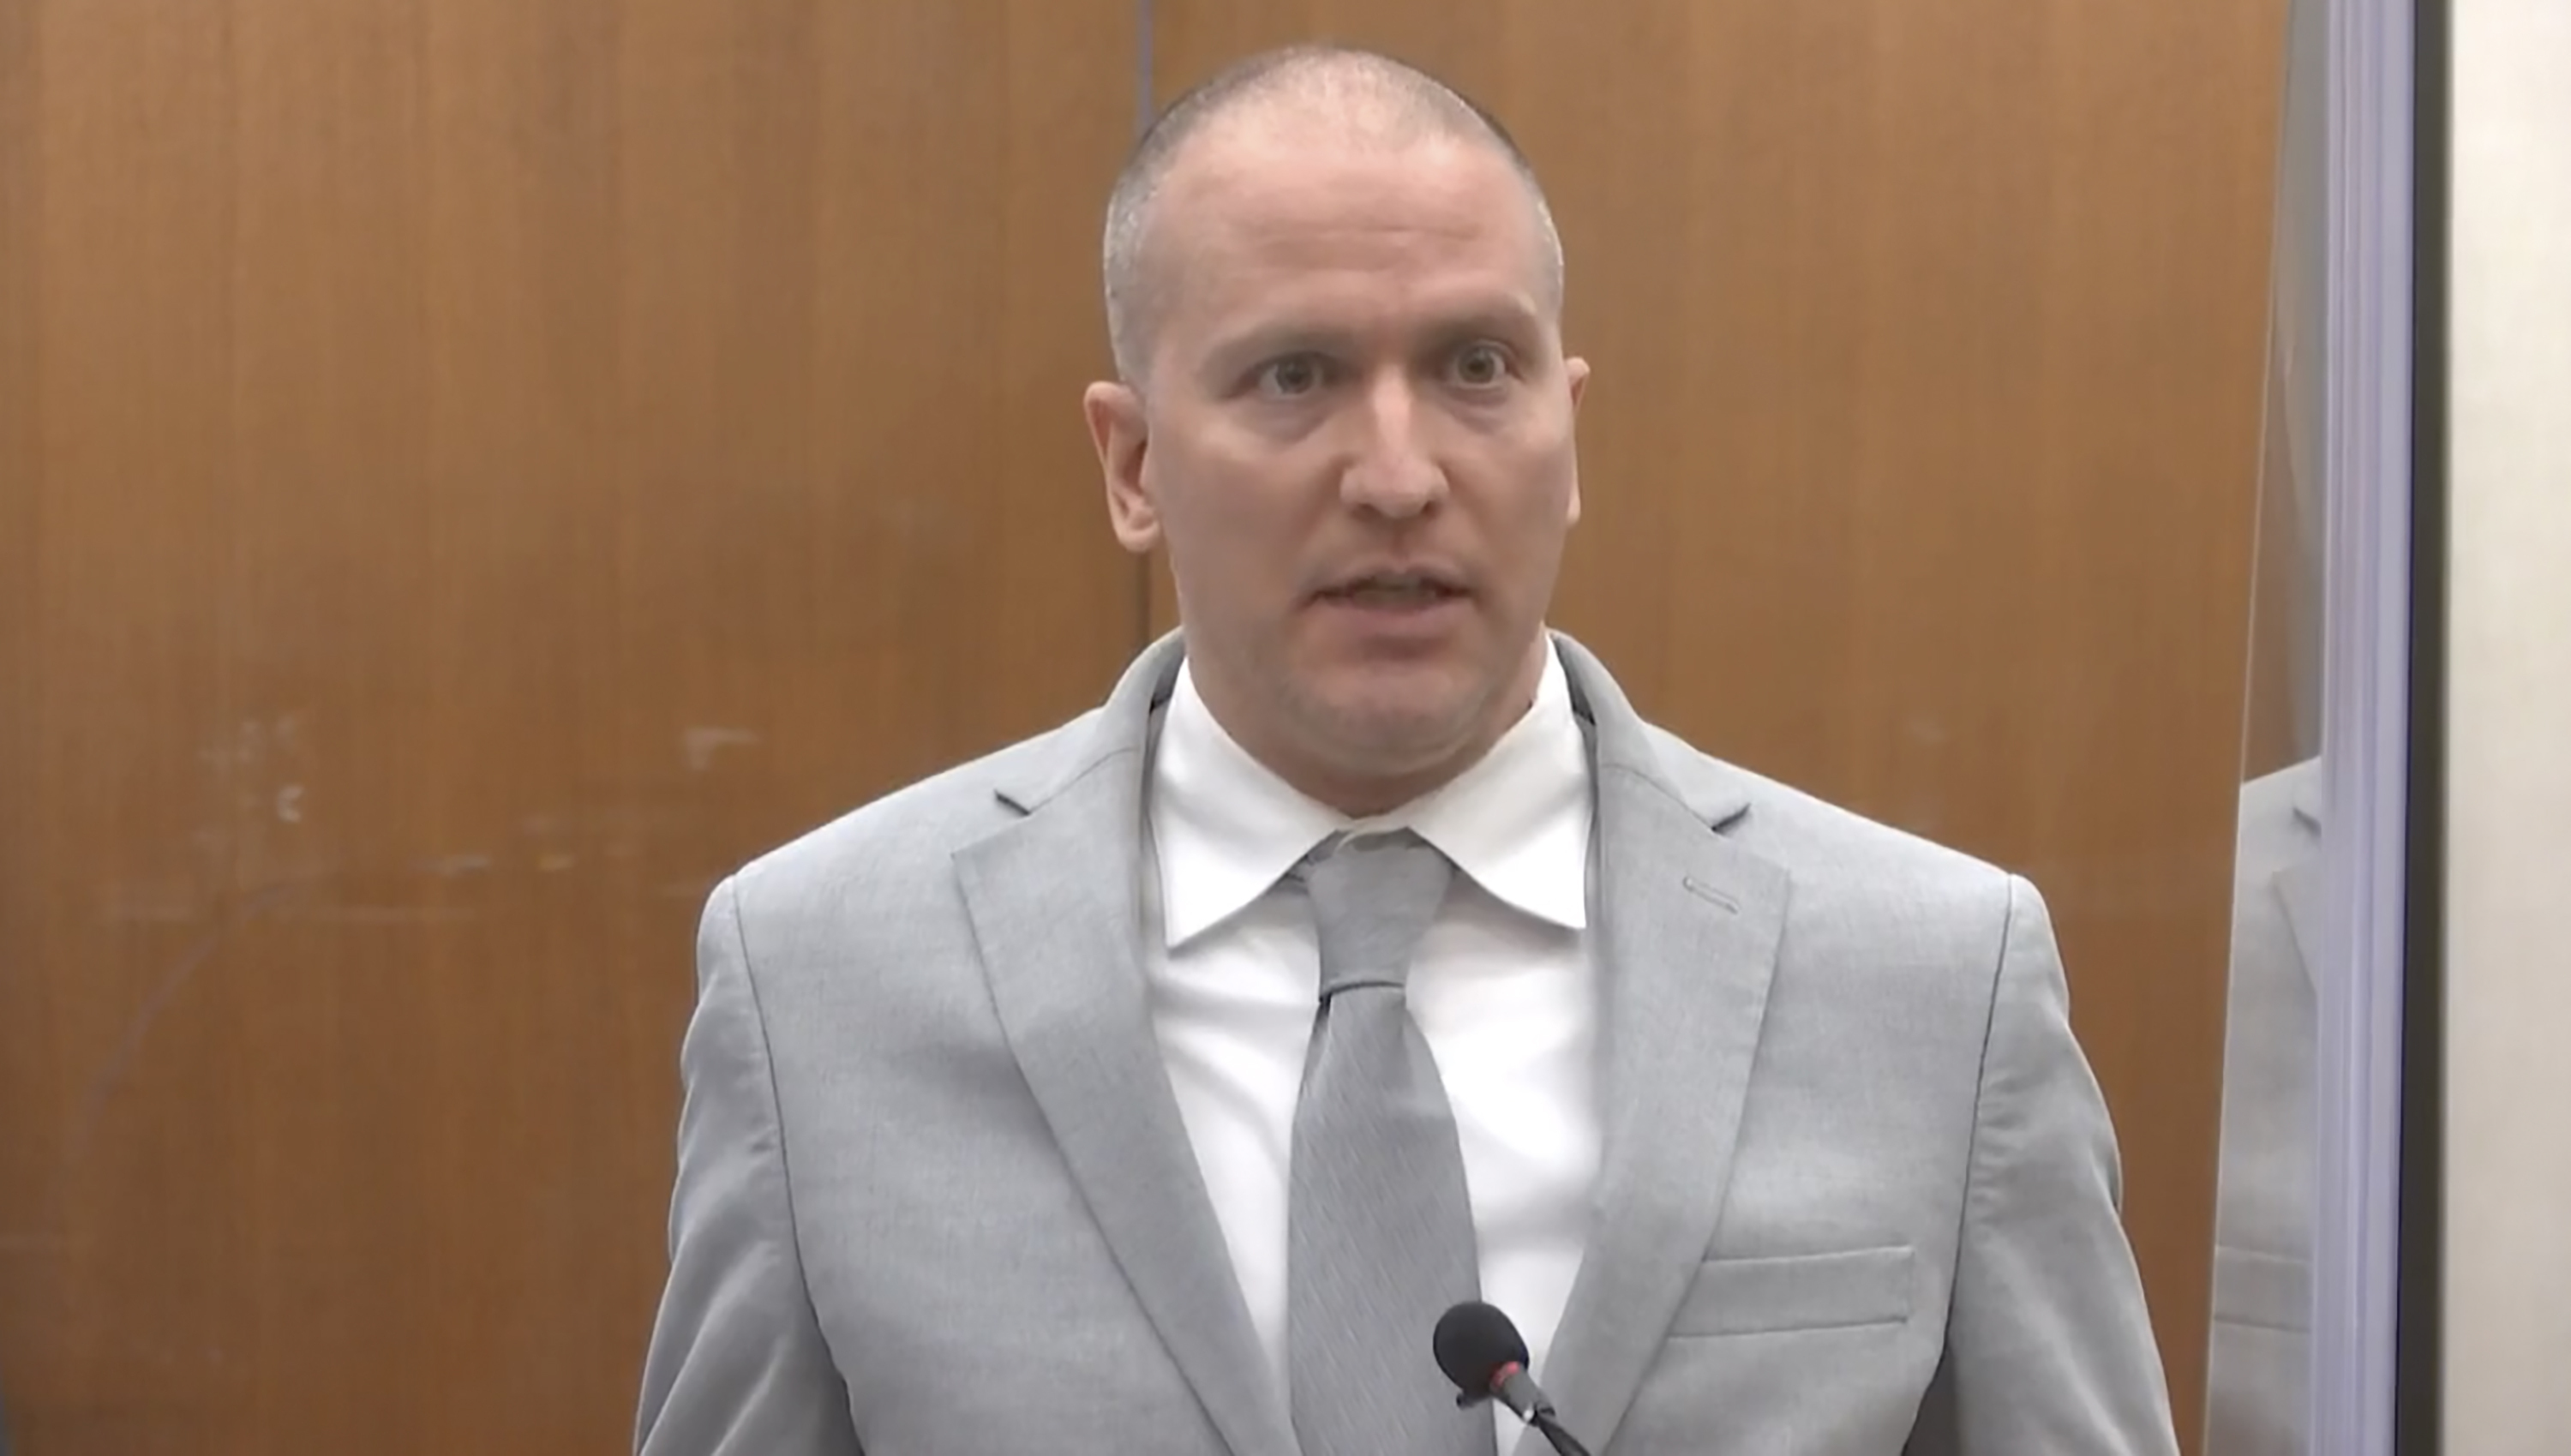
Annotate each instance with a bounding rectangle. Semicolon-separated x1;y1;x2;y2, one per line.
1433;1300;1531;1398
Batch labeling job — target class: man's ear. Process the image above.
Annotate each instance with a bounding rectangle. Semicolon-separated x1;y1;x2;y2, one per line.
1562;356;1591;527
1083;380;1159;554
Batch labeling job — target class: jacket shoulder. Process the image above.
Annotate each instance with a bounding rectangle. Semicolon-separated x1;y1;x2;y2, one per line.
1639;722;2025;917
724;708;1108;909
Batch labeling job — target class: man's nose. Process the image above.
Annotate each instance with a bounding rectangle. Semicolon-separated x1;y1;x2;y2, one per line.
1339;379;1447;518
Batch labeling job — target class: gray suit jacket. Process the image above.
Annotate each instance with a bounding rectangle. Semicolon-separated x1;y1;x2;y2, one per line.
634;632;2177;1455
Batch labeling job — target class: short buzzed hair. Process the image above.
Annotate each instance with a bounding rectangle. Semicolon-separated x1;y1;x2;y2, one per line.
1100;44;1567;386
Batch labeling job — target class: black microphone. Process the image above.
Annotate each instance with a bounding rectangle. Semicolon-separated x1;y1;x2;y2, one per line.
1432;1301;1595;1456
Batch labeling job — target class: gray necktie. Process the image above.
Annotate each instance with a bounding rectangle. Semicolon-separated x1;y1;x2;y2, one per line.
1287;830;1492;1456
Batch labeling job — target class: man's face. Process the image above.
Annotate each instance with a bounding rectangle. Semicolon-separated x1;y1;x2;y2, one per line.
1085;127;1589;812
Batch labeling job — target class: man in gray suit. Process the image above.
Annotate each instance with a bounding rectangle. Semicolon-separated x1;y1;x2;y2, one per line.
634;44;2178;1456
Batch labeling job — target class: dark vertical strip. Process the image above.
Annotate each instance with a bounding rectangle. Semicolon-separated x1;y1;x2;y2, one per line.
0;31;41;1437
2394;0;2448;1448
1135;0;1158;140
0;4;41;1106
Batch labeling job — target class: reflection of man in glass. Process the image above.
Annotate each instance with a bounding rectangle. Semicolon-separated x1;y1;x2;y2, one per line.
2205;756;2321;1456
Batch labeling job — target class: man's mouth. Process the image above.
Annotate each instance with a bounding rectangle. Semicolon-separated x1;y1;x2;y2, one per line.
1319;572;1467;608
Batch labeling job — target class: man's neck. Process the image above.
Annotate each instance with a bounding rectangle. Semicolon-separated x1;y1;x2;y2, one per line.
1190;636;1553;819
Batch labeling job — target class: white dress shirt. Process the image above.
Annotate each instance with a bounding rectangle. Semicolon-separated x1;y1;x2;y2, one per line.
1141;642;1602;1443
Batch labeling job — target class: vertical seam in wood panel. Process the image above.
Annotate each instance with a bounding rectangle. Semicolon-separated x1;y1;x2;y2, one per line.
1134;0;1157;141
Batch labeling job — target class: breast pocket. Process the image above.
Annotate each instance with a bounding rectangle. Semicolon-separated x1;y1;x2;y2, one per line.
1668;1245;1916;1338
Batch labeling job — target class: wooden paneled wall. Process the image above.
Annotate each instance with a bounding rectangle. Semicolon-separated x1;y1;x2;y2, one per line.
0;4;1142;1452
0;3;2281;1452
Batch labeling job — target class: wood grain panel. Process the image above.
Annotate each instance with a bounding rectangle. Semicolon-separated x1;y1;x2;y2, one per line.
1151;7;2287;1446
0;2;1141;1450
1;3;249;1447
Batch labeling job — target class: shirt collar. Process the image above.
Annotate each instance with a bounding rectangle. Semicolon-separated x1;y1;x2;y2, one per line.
1150;642;1593;948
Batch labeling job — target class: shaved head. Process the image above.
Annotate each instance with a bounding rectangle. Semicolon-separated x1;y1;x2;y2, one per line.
1100;44;1566;386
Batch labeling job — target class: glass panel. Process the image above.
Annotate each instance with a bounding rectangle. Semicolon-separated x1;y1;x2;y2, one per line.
2204;0;2328;1449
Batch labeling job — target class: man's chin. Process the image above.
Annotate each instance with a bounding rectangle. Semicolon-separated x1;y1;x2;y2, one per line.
1306;692;1493;774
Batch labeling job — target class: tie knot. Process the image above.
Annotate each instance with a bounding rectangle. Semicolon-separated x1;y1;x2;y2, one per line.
1299;830;1455;1001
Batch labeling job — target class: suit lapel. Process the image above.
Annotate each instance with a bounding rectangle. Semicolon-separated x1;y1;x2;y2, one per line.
1528;638;1789;1456
953;636;1296;1456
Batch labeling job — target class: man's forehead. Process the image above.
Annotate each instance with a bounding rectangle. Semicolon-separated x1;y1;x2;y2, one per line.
1157;128;1525;252
1107;85;1562;382
1171;110;1489;182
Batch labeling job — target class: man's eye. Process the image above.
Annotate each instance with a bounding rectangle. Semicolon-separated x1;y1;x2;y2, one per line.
1451;344;1510;386
1255;356;1326;397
